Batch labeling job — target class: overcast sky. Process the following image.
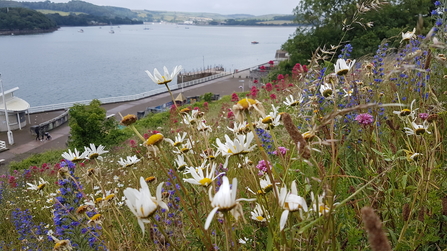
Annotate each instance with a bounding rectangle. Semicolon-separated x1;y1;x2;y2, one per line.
44;0;299;15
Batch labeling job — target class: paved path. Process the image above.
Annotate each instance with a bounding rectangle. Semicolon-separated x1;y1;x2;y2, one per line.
0;70;253;174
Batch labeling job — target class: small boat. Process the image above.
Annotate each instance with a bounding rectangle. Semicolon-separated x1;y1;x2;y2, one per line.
251;41;259;44
109;30;115;34
78;29;84;33
185;27;190;29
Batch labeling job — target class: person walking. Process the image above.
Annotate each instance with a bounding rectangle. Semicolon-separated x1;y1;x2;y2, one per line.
34;126;40;141
40;127;45;141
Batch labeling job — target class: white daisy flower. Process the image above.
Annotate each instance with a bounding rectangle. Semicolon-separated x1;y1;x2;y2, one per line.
123;177;168;235
145;65;182;85
251;203;270;222
404;121;431;136
61;148;88;162
283;94;304;107
183;161;223;187
117;155;141;168
27;177;49;195
319;83;334;98
334;58;355;75
279;180;308;231
261;105;282;128
215;132;256;157
401;28;416;43
165;132;187;147
83;143;109;161
204;176;256;230
174;155;188;171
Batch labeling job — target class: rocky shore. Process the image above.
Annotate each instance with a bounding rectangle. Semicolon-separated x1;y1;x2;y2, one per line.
0;27;59;36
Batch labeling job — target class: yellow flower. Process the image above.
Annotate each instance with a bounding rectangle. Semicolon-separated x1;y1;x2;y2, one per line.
120;114;138;126
144;133;164;146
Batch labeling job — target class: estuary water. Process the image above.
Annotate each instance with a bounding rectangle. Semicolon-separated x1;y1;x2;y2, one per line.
0;24;296;107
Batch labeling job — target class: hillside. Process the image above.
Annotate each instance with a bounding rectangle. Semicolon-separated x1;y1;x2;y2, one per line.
0;7;57;34
0;0;296;24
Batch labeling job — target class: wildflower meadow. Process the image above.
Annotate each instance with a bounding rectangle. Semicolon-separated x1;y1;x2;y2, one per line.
1;1;447;250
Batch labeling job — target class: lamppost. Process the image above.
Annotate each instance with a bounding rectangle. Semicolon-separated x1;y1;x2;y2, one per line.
0;74;14;145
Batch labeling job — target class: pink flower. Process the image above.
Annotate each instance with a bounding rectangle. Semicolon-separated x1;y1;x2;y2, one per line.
268;60;274;65
256;160;272;176
265;83;273;92
277;74;285;80
231;93;239;102
355;113;374;125
419;113;429;120
270;93;277;100
253;79;259;84
273;147;289;156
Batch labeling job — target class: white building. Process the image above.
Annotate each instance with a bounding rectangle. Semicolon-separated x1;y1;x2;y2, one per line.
0;87;30;132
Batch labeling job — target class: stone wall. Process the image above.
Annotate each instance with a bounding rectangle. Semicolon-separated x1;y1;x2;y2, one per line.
29;110;69;135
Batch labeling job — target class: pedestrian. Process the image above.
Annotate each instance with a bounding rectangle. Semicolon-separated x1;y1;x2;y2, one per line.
34;126;40;141
40;127;45;141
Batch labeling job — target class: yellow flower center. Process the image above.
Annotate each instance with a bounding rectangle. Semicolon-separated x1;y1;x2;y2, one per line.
76;205;89;214
37;183;46;190
105;194;115;201
256;216;265;221
199;178;212;186
263;185;273;193
145;176;156;183
323;89;333;98
237;98;257;109
95;197;103;203
89;153;99;159
54;240;70;249
400;109;411;116
90;214;102;221
415;128;426;135
336;69;349;76
145;133;164;146
319;205;329;214
262;116;273;124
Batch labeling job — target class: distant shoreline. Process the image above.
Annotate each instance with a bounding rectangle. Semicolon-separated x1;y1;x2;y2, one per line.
0;27;59;36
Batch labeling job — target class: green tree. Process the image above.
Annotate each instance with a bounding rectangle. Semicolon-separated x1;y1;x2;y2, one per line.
67;99;129;149
281;0;432;65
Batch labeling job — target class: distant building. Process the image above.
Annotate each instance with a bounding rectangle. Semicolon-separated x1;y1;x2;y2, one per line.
275;50;289;61
0;87;30;132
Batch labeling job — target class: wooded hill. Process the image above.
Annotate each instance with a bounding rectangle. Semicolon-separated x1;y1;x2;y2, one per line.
0;7;57;33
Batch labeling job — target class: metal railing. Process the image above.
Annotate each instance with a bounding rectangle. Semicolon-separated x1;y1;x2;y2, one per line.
28;72;231;114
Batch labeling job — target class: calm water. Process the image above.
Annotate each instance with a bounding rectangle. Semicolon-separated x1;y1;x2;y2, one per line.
0;24;296;107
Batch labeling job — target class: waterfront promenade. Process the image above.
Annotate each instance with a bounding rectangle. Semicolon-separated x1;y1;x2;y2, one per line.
0;70;252;174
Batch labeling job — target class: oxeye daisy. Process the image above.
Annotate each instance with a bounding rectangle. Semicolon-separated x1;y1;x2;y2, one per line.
215;132;256;157
251;203;270;222
404;121;431;136
27;177;49;195
145;65;182;85
319;83;334;98
120;114;138;126
261;105;282;128
183;161;223;187
174;154;188;171
84;143;109;161
204;176;256;230
393;99;418;119
61;148;87;163
232;98;265;123
117;155;140;168
283;94;304;107
334;58;355;75
401;28;416;43
123;177;168;235
279;180;308;231
165;132;187;147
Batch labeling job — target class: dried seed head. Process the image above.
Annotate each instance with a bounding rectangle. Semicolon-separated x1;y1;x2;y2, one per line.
361;207;392;251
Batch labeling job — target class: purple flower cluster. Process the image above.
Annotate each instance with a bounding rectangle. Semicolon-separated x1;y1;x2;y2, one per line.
53;160;104;250
272;147;289;156
12;208;51;250
355;113;374;125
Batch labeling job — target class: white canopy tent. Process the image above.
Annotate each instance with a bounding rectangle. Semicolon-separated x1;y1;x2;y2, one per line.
0;87;30;132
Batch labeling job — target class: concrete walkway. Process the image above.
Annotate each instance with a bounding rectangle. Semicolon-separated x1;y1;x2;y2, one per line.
0;70;253;174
